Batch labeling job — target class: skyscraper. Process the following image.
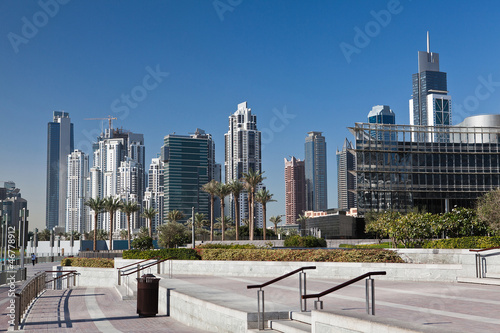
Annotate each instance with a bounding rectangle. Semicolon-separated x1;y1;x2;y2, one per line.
224;102;263;227
284;157;306;225
90;128;145;232
336;138;356;211
409;32;452;142
143;157;164;234
66;150;89;234
46;111;74;230
305;131;327;211
162;129;215;223
368;105;396;141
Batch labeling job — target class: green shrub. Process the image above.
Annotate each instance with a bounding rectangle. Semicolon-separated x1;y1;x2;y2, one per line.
197;243;257;249
131;236;154;250
200;248;404;263
340;242;403;249
123;248;200;260
61;257;114;268
423;236;500;249
284;235;326;248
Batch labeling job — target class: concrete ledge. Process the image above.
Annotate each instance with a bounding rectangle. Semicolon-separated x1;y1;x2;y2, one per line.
311;309;448;333
57;266;116;287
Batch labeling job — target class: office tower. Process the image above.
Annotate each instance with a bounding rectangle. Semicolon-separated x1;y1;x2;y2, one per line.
284;157;306;225
143;157;164;234
162;129;215;223
336;139;356;211
90;128;145;233
0;182;28;232
305;131;327;211
224;102;263;227
409;32;452;142
368;105;396;141
66;150;89;234
46;111;74;230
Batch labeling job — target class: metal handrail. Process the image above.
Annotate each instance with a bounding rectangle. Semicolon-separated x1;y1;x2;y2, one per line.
303;271;386;315
247;266;316;289
14;271;46;330
247;266;316;331
470;247;500;278
121;258;171;277
117;257;159;270
45;270;78;284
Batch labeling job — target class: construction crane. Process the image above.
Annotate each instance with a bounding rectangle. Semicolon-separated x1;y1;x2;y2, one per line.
85;115;117;132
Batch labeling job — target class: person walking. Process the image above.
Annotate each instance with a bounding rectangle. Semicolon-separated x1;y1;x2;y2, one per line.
31;253;36;266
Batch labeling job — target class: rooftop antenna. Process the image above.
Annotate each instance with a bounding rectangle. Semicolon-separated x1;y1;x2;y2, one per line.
427;31;430;53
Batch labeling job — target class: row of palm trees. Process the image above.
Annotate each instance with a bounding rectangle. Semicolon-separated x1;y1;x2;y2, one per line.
84;197;158;252
202;169;275;241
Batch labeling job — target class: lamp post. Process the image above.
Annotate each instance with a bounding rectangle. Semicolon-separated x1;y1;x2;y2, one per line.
20;208;28;270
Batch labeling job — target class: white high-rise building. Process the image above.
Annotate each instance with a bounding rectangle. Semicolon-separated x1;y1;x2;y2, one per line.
224;102;263;228
66;150;89;234
143;157;164;234
90;128;145;233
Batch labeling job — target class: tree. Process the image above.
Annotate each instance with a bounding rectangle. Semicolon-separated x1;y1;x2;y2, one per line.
38;229;51;241
84;197;105;251
477;188;500;233
119;230;128;240
215;216;234;238
228;180;245;241
141;207;158;238
269;215;283;232
103;196;122;251
120;201;140;250
254;189;275;240
187;213;209;240
158;222;190;248
214;182;231;241
132;235;153;250
166;210;184;224
202;179;218;241
242;169;265;241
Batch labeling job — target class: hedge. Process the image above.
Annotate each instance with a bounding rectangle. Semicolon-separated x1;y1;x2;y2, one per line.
199;248;404;263
284;235;326;248
123;248;200;260
61;257;114;268
423;236;500;249
196;243;258;249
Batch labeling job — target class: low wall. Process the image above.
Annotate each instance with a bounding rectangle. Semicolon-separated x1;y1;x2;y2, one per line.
57;266;116;287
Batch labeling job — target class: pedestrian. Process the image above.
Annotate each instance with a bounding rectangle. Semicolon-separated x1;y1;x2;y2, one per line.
31;253;36;266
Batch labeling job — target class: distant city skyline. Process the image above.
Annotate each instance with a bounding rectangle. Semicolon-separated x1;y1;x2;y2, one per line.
3;2;500;231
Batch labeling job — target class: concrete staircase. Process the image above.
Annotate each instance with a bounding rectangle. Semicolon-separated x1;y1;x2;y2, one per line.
268;312;311;333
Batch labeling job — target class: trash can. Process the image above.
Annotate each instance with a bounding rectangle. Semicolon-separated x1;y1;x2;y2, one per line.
137;273;160;317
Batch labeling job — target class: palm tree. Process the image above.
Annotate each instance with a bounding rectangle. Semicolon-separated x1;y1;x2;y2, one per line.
120;201;140;250
254;189;276;240
141;207;158;238
187;213;209;240
214;182;231;241
103;196;122;251
167;210;184;224
228;180;245;241
242;169;266;241
84;197;105;251
202;179;218;241
269;215;283;232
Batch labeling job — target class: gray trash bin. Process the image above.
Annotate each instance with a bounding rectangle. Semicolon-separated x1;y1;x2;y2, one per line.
137;273;160;317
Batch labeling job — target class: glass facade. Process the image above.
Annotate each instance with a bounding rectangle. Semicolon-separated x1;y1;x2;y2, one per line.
305;132;327;211
350;122;500;215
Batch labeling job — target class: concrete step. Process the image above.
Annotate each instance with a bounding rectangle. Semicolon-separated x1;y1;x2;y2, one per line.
457;277;500;286
269;319;311;333
113;283;137;300
484;273;500;279
290;311;311;324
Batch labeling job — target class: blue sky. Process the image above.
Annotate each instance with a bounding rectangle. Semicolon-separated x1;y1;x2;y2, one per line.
1;0;500;231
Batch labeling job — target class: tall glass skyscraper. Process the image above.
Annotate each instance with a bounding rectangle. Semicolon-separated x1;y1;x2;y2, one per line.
305;131;327;211
336;138;356;211
46;111;74;230
409;32;452;142
368;105;396;141
162;129;215;223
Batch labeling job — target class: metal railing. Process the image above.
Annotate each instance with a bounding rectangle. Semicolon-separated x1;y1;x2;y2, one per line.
13;271;46;330
45;270;78;289
470;246;500;278
247;266;316;330
302;271;386;315
119;258;171;297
